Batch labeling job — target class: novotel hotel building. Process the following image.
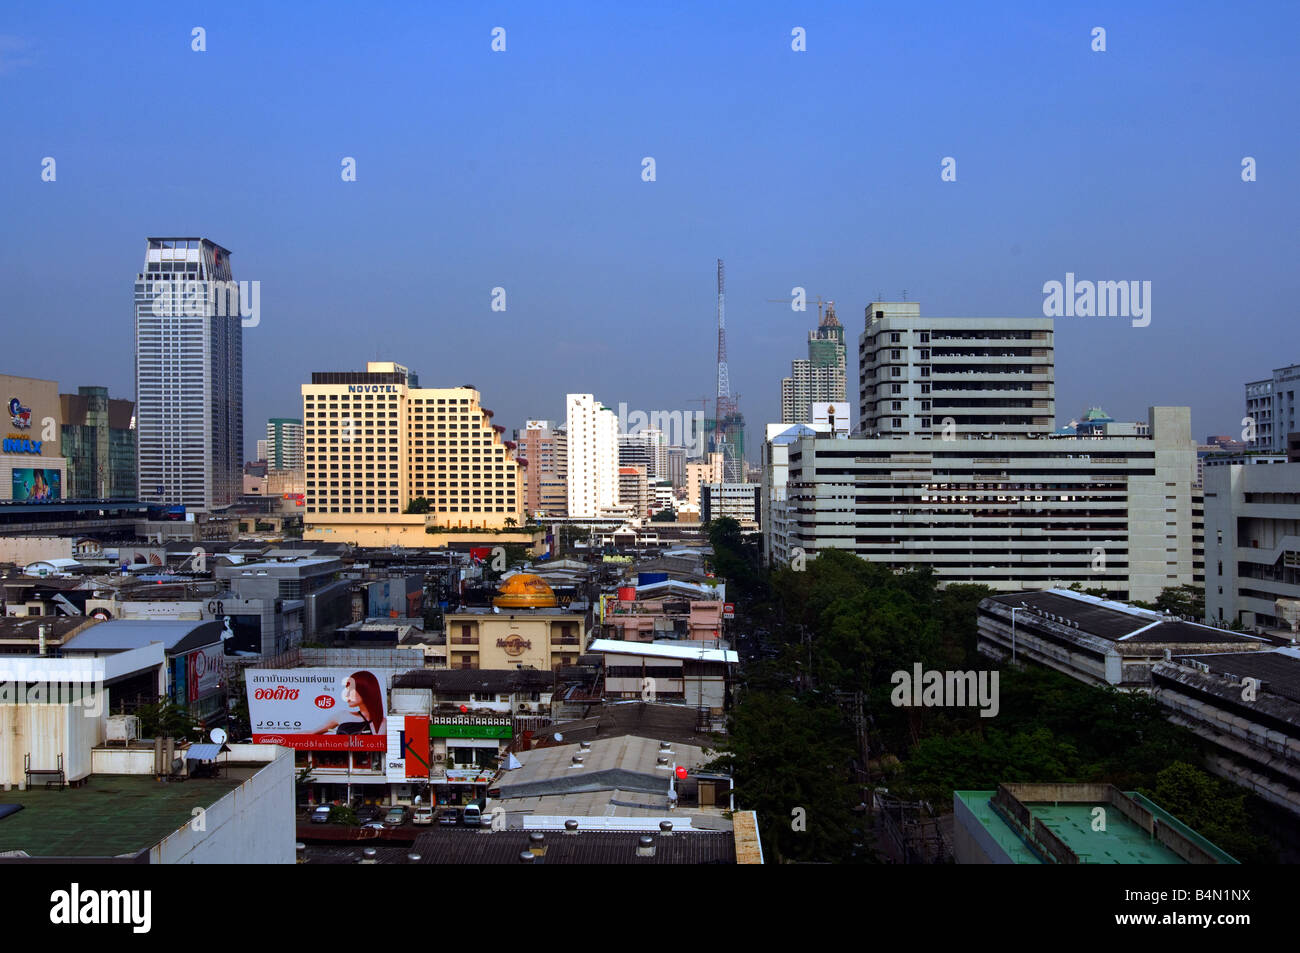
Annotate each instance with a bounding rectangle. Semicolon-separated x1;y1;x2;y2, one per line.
301;361;524;546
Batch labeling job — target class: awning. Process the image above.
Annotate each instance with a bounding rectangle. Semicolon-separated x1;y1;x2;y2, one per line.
184;743;230;762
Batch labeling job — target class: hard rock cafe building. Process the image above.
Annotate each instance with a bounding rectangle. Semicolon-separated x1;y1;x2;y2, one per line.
440;573;589;671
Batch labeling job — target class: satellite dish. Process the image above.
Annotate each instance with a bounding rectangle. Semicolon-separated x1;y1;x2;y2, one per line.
210;728;228;745
553;732;563;742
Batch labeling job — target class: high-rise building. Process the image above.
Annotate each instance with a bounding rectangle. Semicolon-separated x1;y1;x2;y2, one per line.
1244;364;1300;452
60;386;135;499
134;237;243;511
519;420;567;517
266;418;304;470
685;453;725;508
301;362;522;545
769;406;1198;603
566;394;618;518
781;303;847;423
859;302;1054;438
618;428;667;481
255;439;269;462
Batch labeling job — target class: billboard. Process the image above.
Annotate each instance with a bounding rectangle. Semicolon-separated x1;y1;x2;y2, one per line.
185;644;225;703
11;468;61;501
245;668;389;751
812;401;850;437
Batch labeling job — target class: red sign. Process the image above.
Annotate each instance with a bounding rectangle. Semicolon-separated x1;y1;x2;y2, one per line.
723;603;735;619
252;734;386;751
405;715;430;778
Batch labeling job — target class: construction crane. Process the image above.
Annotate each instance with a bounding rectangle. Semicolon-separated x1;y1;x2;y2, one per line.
767;294;835;323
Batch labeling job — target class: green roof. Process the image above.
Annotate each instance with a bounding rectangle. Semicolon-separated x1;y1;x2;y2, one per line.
955;790;1238;864
0;773;249;858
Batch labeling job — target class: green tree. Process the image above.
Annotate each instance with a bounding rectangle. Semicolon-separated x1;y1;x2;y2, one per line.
651;508;677;523
706;692;867;863
134;699;195;739
1140;761;1272;863
405;497;430;514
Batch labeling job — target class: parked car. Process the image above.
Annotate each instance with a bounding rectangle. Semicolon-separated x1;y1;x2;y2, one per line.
310;805;332;824
461;801;483;827
383;806;409;828
412;805;435;826
357;806;382;825
437;808;460;827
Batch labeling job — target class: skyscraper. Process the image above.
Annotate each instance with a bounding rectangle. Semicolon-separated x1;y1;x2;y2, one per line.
566;394;618;517
134;237;243;511
781;302;847;423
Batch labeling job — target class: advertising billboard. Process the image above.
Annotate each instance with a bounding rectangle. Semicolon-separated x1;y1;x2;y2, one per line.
245;668;389;751
186;644;225;702
11;468;61;501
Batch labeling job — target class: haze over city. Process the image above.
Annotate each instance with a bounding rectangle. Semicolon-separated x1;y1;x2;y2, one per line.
3;1;1297;457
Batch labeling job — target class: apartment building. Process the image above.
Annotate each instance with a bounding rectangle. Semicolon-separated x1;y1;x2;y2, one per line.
859;302;1054;438
619;465;650;517
685;453;725;508
702;482;760;528
519;420;567;517
301;362;522;546
619;428;668;481
566;394;619;518
266;418;304;470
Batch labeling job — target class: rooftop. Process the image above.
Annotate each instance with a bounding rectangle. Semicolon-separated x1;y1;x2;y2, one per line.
587;638;738;664
61;619;224;654
0;770;257;858
1171;647;1300;703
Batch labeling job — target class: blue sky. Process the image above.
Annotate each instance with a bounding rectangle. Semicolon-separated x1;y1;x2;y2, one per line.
2;1;1296;457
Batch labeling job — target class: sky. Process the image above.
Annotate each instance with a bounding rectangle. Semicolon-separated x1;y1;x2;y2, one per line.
2;1;1297;459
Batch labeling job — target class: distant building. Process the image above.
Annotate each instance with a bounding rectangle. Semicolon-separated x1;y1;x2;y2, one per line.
566;395;619;518
781;302;847;423
618;465;650;517
619;429;668;481
701;482;759;528
1;373;67;503
1245;364;1300;452
266;417;303;470
60;386;136;500
519;420;567;517
443;574;586;671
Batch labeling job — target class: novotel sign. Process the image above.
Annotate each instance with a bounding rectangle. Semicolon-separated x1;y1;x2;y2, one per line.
347;384;398;393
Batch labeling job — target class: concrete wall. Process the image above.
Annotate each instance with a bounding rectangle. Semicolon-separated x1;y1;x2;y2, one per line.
0;703;105;787
0;537;72;565
150;747;295;863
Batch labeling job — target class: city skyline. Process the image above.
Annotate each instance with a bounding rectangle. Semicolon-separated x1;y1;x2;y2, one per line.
3;4;1296;459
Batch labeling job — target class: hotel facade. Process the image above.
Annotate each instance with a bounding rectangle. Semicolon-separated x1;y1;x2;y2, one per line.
301;362;523;546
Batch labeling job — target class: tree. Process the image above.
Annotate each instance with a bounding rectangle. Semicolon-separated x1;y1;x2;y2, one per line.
651;508;677;523
1155;585;1205;620
504;517;517;528
135;699;196;739
1140;761;1272;863
405;498;430;514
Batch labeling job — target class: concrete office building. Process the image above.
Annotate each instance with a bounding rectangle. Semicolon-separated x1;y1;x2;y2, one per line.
134;237;243;511
702;482;760;528
781;303;847;424
859;302;1054;438
60;386;135;500
519;420;567;517
266;417;303;470
1205;461;1300;630
301;362;523;545
1245;364;1300;453
772;406;1198;603
760;422;830;566
566;394;619;518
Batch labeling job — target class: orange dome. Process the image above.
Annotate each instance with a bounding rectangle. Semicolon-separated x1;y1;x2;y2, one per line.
493;573;557;609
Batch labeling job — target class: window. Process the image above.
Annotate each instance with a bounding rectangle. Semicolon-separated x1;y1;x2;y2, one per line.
890;332;900;343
